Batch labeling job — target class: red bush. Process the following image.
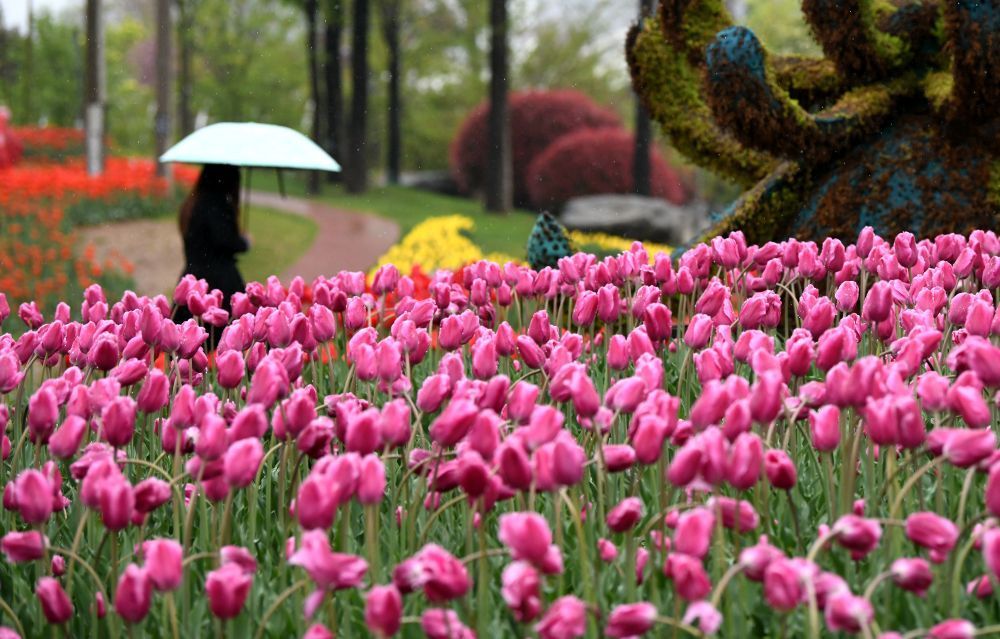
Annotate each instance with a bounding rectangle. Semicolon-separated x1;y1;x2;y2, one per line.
450;90;622;205
526;127;690;210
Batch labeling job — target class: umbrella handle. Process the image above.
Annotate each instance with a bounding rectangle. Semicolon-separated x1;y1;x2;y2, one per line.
242;167;252;233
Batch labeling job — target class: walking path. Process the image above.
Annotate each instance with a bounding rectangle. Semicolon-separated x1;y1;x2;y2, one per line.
79;192;401;297
249;191;400;282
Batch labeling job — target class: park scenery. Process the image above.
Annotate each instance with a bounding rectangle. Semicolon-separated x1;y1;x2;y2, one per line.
1;0;999;638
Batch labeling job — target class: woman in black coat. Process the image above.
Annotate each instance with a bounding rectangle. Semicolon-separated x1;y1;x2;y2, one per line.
174;164;249;325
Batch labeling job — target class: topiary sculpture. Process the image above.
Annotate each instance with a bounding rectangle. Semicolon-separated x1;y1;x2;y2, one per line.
626;0;1000;245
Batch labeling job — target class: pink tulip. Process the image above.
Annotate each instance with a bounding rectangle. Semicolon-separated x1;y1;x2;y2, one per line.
205;563;253;619
133;478;171;514
14;469;53;524
534;595;587;639
98;477;134;531
727;433;763;490
36;577;72;624
48;415;88;460
809;405;841;452
102;396;137;448
143;539;183;591
605;602;656;638
927;620;975;639
409;544;470;602
683;601;722;635
502;561;542;622
290;530;368;590
833;515;882;559
905;512;959;563
824;592;873;633
420;609;475;639
739;536;785;581
27;387;58;444
428;399;478;447
763;558;803;611
674;507;715;559
664;552;712;600
224;438;264;489
365;584;402;636
303;624;334;639
499;512;552;565
607;497;642;533
114;563;153;623
983;529;1000;581
1;530;45;563
764;449;797;490
358;455;386;504
890;557;933;595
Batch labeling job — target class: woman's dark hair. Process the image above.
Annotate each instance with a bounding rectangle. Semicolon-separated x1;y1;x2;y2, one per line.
179;164;241;235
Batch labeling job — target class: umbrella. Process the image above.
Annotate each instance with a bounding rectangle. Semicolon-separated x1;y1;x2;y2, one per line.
159;121;341;226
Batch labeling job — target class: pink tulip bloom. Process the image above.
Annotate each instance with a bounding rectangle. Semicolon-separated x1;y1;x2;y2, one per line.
665;551;712;600
224;438;264;489
48;415;88;460
905;512;959;563
674;507;715;559
605;602;656;638
824;592;873;633
502;561;542;622
420;609;475;639
1;530;45;563
727;432;763;490
683;601;722;635
365;584;402;637
764;449;797;490
428;399;478;447
114;563;153;623
499;512;552;565
809;405;841;452
14;469;53;525
36;576;72;624
143;539;183;591
407;544;470;602
101;396;137;448
358;455;386;504
606;497;643;533
534;595;587;639
890;557;933;595
927;620;975;639
205;563;253;619
739;536;785;581
833;515;882;559
98;477;135;532
290;530;368;591
763;558;804;611
983;529;1000;582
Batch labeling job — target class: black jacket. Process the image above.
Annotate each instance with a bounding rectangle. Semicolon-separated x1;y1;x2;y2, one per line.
176;191;248;319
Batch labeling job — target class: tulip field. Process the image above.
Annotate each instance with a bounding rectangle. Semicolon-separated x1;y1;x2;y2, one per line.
2;229;1000;639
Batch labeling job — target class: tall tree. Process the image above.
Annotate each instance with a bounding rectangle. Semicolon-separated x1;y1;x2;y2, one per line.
485;0;511;212
84;0;106;175
322;0;345;180
304;0;323;194
155;0;172;177
175;0;196;137
344;0;369;193
378;0;402;184
632;0;654;196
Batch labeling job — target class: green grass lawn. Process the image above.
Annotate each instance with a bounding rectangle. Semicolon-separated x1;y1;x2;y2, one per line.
251;171;537;257
240;205;318;282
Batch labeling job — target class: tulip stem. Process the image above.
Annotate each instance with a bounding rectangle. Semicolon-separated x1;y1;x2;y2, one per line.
64;509;90;599
0;594;26;639
49;546;110;612
253;579;311;639
709;562;743;608
653;616;701;637
888;456;944;521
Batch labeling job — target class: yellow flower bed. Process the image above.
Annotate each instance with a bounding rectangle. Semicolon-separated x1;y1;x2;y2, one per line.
372;215;520;274
568;229;673;258
372;215;673;276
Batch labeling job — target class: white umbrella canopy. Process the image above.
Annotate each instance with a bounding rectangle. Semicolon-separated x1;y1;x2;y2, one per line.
160;122;340;171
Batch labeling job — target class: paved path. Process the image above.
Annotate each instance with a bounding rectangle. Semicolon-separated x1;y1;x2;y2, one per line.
249;191;400;281
79;192;401;297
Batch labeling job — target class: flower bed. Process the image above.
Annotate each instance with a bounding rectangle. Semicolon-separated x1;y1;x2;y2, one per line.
0;158;196;308
1;229;1000;638
10;127;85;163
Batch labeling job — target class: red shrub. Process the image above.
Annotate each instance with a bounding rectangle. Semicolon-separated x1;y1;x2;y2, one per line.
526;127;690;210
450;90;622;205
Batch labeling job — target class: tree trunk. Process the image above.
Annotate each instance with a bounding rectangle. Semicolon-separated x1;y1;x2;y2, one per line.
306;0;323;195
84;0;105;176
323;0;345;183
633;0;655;196
379;0;402;184
485;0;511;212
176;0;195;137
155;0;172;178
345;0;369;194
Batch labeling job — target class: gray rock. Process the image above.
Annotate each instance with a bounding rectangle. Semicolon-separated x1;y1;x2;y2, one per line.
559;195;710;245
399;171;461;197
